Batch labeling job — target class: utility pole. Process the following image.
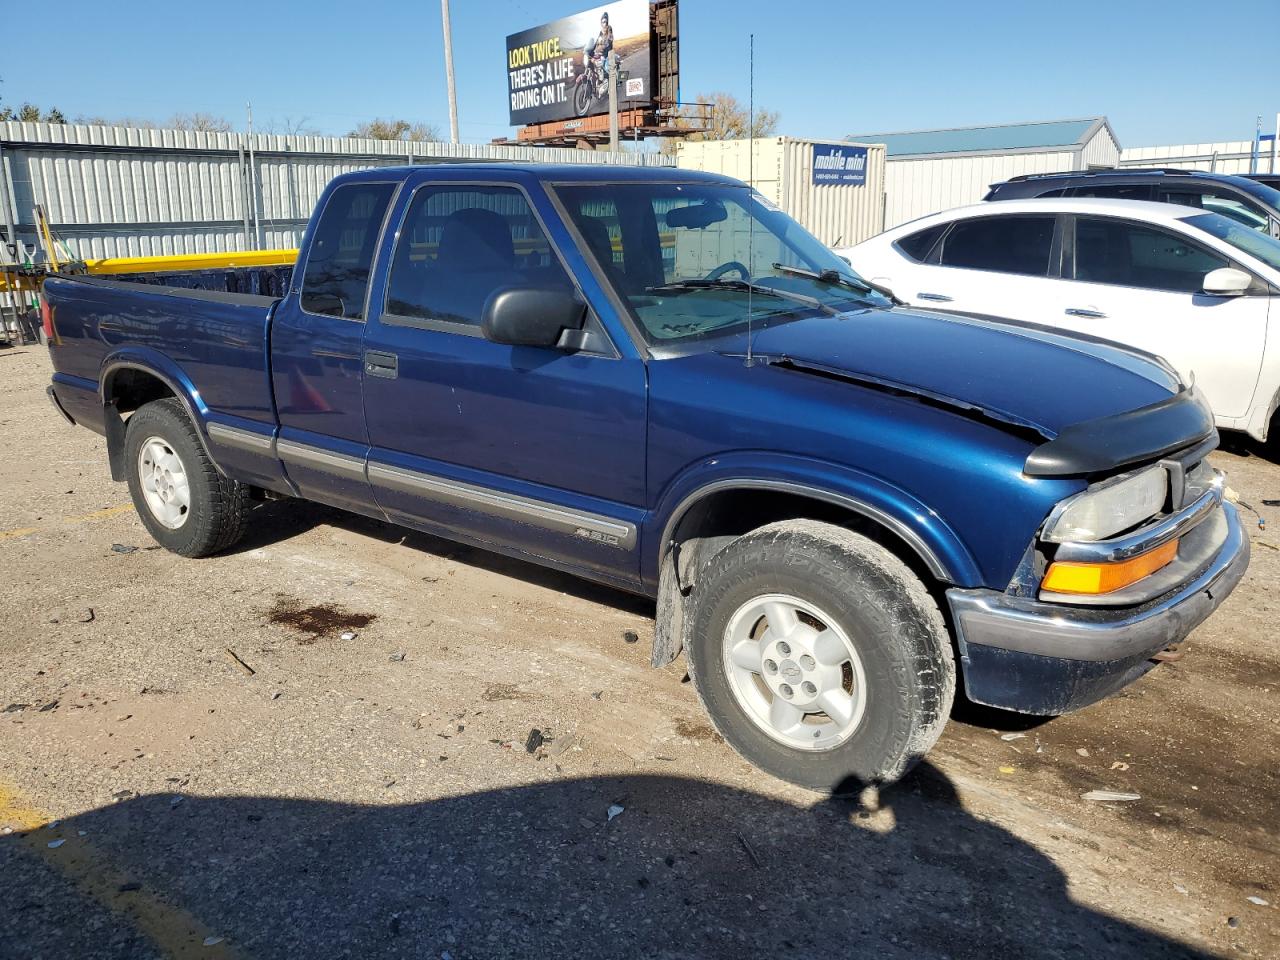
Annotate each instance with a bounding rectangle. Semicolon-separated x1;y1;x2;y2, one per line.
441;0;460;144
608;67;619;150
246;102;261;250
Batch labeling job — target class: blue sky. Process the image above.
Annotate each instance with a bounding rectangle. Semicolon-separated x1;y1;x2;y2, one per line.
3;0;1275;148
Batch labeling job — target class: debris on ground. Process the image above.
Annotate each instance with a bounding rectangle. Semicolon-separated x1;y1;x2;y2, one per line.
1110;761;1131;771
118;882;141;893
1000;732;1026;741
340;631;357;641
202;936;225;947
550;732;578;756
3;703;29;713
623;630;639;644
39;700;58;713
389;651;406;662
737;833;763;869
47;839;65;849
77;609;95;623
1076;748;1090;757
223;648;255;677
1082;790;1141;802
525;728;545;753
1247;896;1270;906
591;691;603;701
607;804;624;822
109;543;138;554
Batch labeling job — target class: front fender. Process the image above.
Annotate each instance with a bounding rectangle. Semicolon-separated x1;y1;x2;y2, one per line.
643;452;984;590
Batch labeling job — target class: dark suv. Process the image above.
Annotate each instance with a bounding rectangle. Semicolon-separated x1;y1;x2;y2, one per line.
986;168;1280;236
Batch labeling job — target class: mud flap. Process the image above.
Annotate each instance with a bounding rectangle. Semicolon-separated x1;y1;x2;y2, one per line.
652;547;689;668
104;402;127;482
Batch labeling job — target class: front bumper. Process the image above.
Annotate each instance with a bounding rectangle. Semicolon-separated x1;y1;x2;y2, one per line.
947;501;1250;715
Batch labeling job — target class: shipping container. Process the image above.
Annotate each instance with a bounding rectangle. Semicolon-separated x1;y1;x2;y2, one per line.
675;137;886;248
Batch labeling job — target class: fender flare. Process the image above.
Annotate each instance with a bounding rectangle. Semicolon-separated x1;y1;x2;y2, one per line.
99;352;224;480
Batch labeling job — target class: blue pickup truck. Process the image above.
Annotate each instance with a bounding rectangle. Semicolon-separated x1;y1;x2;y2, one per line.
43;164;1249;791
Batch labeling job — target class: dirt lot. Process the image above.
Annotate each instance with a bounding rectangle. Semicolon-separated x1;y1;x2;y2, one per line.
1;344;1277;959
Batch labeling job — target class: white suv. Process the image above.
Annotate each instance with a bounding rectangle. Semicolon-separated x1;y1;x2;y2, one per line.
837;198;1280;443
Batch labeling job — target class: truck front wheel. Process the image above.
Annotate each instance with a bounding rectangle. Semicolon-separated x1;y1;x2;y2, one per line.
123;398;249;557
686;519;955;792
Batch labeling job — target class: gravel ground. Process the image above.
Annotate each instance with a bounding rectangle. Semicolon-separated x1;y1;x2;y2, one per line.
0;344;1277;959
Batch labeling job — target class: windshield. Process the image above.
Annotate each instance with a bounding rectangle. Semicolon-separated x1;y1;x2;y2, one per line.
1236;176;1280;213
1183;211;1280;272
553;181;889;345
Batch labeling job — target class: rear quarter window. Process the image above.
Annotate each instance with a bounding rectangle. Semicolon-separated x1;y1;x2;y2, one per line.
894;223;946;262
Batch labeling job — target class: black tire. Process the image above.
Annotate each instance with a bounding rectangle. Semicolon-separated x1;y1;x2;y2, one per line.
573;81;592;117
123;398;249;557
686;519;955;792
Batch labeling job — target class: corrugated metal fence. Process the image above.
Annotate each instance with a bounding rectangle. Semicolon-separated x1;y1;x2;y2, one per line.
1119;141;1276;176
0;121;673;261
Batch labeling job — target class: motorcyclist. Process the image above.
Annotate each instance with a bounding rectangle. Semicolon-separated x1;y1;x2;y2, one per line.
583;12;614;92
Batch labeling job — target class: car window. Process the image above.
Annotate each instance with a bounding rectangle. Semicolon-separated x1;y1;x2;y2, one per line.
1070;184;1152;201
300;182;397;319
938;216;1055;276
385;185;572;328
1157;188;1270;232
1073;217;1227;293
895;223;947;262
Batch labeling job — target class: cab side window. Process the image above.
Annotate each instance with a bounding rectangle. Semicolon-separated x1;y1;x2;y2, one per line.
1156;187;1271;232
300;182;397;319
385;185;572;328
1073;217;1227;293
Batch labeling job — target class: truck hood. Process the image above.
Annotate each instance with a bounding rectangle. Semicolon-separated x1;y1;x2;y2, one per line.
727;307;1183;440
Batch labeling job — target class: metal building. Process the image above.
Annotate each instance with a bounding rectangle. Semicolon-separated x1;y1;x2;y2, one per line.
851;117;1120;229
675;137;887;248
0;121;673;263
1119;141;1275;175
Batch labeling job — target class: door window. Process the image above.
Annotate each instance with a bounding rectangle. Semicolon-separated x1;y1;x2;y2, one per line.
1070;183;1152;201
300;182;397;319
385;185;572;328
1157;187;1271;232
937;216;1055;276
1073;217;1227;293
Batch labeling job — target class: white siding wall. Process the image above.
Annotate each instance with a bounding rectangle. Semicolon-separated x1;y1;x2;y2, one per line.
1119;141;1271;175
1079;125;1121;169
882;150;1076;228
675;137;887;247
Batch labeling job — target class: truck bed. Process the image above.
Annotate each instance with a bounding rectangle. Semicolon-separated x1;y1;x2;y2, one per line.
44;273;281;431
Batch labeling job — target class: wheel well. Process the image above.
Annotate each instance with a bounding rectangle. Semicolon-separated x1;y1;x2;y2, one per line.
105;368;176;414
665;488;945;594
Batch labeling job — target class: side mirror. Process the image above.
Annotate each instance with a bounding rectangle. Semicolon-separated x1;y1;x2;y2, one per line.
1202;267;1251;297
481;286;587;348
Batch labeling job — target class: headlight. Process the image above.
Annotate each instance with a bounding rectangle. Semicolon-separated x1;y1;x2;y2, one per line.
1042;466;1168;543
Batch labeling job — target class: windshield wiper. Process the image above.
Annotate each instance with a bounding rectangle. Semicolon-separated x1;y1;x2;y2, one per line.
645;278;841;316
771;262;903;306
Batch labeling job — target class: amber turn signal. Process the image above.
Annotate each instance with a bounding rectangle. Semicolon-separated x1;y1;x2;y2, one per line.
1042;539;1179;595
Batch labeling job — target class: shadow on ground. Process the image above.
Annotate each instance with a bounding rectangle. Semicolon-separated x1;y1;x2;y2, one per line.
1;764;1210;959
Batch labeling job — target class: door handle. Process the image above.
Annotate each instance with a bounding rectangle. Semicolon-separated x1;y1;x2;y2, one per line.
917;292;953;302
1065;308;1107;319
364;351;398;379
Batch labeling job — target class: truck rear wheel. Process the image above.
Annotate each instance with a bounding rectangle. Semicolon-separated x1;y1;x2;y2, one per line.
686;519;955;792
123;398;249;557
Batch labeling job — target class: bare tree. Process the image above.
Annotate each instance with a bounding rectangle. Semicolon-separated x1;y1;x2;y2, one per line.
167;112;233;133
661;92;779;155
263;115;321;136
349;118;442;142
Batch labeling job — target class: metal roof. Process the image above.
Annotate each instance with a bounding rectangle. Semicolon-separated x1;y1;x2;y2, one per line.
849;118;1111;158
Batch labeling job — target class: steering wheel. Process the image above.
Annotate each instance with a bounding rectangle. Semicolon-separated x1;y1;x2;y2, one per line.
703;261;750;282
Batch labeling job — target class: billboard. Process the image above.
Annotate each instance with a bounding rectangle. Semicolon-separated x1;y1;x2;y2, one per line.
812;145;869;186
506;1;654;127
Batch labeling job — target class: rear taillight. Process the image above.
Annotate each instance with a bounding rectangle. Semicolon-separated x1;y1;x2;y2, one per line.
40;295;53;340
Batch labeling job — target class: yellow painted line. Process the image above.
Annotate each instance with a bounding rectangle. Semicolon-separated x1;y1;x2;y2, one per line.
0;526;40;541
66;504;135;523
0;781;242;958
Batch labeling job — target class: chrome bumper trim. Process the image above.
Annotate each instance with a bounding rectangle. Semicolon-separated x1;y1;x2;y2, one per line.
948;502;1249;663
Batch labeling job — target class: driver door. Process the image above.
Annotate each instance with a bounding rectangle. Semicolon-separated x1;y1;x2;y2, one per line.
359;177;648;586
